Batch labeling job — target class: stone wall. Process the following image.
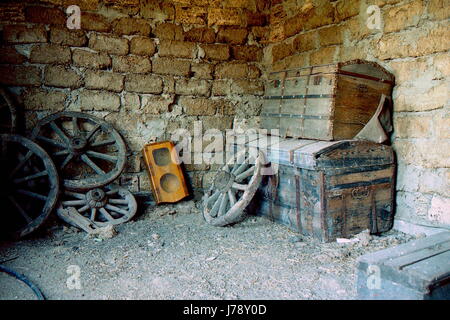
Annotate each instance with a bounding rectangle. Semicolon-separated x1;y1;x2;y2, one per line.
0;0;269;199
264;0;450;229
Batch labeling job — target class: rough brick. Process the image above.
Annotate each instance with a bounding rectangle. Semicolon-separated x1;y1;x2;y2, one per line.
179;97;220;116
212;80;231;96
0;65;41;87
125;74;163;94
159;40;196;59
22;88;67;111
89;34;129;56
283;53;309;69
201;44;230;61
375;31;417;60
335;0;360;21
384;0;424;33
3;25;47;44
433;54;450;77
389;58;428;84
310;46;338;65
175;5;207;25
141;95;174;114
215;62;259;79
85;70;124;92
81;12;110;32
103;0;140;15
271;42;294;62
0;3;25;23
245;12;266;27
130;37;156;56
230;79;264;95
0;46;27;64
429;196;450;225
393;140;450;168
30;44;72;64
122;92;140;111
208;8;243;26
345;17;374;41
25;6;65;25
416;25;450;56
231;45;262;62
217;28;248;44
154;23;184;40
63;0;99;11
72;49;111;69
319;25;344;46
184;27;216;43
428;0;450;21
293;31;318;53
282;13;304;38
50;26;87;47
435;116;450;139
302;1;334;31
202;116;234;131
340;41;369;61
175;79;211;96
251;26;270;43
394;116;432;138
112;17;151;36
44;65;83;88
78;90;120;111
152;57;190;76
191;63;214;79
394;82;448;112
270;4;287;25
141;1;175;21
112;55;152;73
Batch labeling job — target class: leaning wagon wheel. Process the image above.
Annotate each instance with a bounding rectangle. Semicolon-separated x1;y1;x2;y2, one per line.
56;185;137;228
0;134;59;239
0;88;18;134
203;148;264;227
31;112;126;191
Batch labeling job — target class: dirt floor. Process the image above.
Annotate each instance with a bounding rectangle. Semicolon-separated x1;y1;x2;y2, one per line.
0;200;417;300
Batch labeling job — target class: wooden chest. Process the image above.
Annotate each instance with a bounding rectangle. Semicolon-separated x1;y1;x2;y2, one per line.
229;134;396;242
261;60;395;140
357;232;450;300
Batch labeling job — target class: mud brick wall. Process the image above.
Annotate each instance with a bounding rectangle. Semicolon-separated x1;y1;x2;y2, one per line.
0;0;269;199
264;0;449;229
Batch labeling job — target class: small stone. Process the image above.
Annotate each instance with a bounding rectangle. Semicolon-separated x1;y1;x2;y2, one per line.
152;233;160;240
289;235;303;243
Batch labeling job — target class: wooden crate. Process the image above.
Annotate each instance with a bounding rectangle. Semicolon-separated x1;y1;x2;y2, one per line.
357;232;450;300
261;60;395;140
229;134;396;242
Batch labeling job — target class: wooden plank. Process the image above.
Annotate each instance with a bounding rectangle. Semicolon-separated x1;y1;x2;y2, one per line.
384;242;450;270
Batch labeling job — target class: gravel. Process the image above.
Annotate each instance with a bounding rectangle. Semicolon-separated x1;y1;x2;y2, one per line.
0;200;416;300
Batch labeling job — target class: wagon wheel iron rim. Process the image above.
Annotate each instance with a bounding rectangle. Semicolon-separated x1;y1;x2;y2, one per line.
56;185;137;228
0;88;18;134
30;111;126;191
203;147;264;227
0;134;59;239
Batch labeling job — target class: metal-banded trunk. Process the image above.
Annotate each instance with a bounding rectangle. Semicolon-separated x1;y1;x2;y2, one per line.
262;60;395;140
230;134;396;242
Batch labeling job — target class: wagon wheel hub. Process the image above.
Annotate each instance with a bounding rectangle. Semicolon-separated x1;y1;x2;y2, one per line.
213;170;235;192
86;188;106;208
70;136;87;152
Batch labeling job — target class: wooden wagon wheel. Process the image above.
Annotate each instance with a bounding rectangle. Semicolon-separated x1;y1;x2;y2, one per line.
0;134;59;239
56;185;137;228
203;148;265;227
0;88;18;134
31;112;126;191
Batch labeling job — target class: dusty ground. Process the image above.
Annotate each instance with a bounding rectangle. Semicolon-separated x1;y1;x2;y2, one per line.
0;201;416;300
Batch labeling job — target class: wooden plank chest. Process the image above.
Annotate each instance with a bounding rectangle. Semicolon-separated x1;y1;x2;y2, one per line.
357;232;450;300
229;134;396;242
261;60;395;140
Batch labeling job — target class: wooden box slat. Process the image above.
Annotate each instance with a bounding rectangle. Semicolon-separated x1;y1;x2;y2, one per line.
262;60;394;141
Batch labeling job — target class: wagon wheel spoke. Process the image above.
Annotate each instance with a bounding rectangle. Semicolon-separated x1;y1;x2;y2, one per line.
209;194;223;218
228;189;236;207
217;192;229;217
31;112;126;191
0;88;18;134
232;182;248;191
13;170;48;184
235;166;255;182
90;139;116;148
81;154;105;175
8;195;32;224
56;185;137;229
1;134;59;239
9;150;32;179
